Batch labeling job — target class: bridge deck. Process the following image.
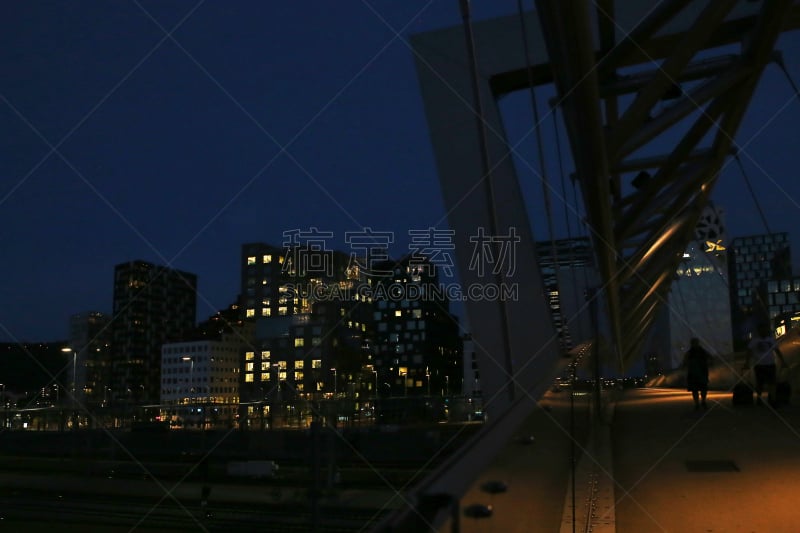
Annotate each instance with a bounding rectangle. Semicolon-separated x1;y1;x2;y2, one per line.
446;386;800;532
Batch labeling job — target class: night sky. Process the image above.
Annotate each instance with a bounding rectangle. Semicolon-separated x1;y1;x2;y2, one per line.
2;1;800;342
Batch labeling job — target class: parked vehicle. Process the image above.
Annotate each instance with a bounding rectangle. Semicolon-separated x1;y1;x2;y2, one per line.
226;460;279;479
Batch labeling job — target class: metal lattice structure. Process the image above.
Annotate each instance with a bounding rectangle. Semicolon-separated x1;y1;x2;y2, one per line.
537;0;800;368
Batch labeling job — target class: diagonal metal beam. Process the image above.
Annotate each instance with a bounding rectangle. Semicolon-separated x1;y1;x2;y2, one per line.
597;0;694;71
614;93;730;240
608;0;738;159
599;54;742;97
617;159;712;246
617;65;751;158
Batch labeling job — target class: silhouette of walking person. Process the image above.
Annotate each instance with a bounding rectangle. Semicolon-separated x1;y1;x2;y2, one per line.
744;325;786;405
683;337;712;410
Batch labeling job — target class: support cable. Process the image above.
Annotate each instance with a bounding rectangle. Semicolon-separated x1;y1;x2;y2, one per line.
733;152;772;235
516;0;568;351
775;53;800;101
553;108;593;341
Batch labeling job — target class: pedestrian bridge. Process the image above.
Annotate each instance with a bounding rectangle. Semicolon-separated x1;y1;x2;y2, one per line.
378;1;800;530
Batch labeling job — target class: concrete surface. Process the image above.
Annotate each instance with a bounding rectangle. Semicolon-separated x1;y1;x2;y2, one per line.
612;388;800;533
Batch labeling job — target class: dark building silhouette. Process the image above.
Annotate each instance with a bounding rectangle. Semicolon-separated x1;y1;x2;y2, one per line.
109;260;197;406
68;311;111;410
0;342;69;401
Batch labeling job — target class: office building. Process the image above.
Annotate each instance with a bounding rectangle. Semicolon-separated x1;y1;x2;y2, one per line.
67;311;111;409
160;321;250;429
662;205;732;367
239;242;353;323
109;260;197;406
371;257;462;397
536;237;599;350
728;232;791;346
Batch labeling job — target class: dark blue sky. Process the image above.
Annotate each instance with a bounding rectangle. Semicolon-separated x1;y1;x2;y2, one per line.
2;1;800;342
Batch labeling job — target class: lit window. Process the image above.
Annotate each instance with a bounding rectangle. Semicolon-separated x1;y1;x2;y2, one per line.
247;256;256;265
394;310;402;317
295;371;304;381
312;359;322;369
261;350;270;360
245;373;254;383
279;371;287;380
297;383;304;391
262;373;270;381
263;254;272;263
294;360;304;369
279;307;288;316
246;309;255;318
278;361;287;370
262;308;271;317
246;362;254;372
261;362;270;371
245;351;254;361
294;338;305;347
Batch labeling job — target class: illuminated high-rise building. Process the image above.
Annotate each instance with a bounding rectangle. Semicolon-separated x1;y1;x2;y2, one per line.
665;205;732;367
728;231;791;346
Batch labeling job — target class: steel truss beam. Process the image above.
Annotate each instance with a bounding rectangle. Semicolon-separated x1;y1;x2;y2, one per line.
537;0;798;365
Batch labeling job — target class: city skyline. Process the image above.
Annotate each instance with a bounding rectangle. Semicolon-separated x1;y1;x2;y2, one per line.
3;2;800;343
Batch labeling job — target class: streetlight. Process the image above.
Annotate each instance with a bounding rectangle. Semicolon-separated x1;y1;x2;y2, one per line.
1;383;6;430
400;369;408;397
61;347;77;401
426;367;431;397
331;368;337;396
182;356;194;405
372;368;378;399
61;347;78;429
